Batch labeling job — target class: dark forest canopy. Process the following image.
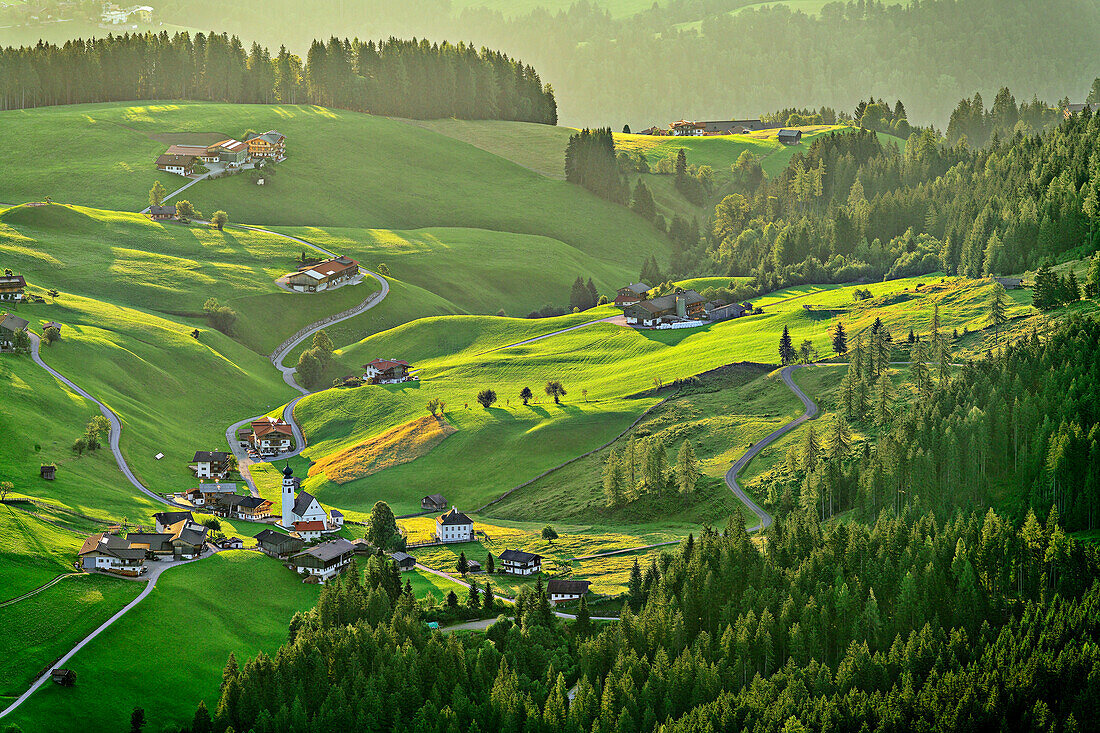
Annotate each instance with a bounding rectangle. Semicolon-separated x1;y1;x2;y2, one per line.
177;484;1100;732
0;33;557;123
81;0;1100;126
696;104;1100;292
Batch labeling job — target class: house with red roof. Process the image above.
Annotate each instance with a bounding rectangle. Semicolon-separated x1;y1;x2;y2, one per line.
363;358;411;384
237;416;295;457
284;256;360;292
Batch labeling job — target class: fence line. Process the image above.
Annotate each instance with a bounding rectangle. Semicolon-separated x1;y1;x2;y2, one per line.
269;284;383;363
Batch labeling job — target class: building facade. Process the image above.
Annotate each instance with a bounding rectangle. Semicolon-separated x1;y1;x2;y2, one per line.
435;508;474;543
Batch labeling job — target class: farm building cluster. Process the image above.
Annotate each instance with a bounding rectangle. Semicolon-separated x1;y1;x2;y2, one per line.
155;130;286;177
78;512;209;576
633;118;802;143
615;283;758;329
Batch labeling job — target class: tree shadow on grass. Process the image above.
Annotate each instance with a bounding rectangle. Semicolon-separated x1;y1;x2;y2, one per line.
521;405;550;418
484;406;517;421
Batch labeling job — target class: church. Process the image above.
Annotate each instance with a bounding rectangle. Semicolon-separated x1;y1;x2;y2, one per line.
280;464;343;536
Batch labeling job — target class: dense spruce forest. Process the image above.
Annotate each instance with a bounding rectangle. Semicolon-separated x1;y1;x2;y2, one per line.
0;34;557;123
690;102;1100;292
140;0;1100;125
177;491;1100;731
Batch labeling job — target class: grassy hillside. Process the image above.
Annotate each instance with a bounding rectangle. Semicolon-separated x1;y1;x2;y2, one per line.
291;275;1025;518
0;203;380;354
0;504;86;599
4;551;318;732
6;289;295;516
0;573;143;698
0;102;672;275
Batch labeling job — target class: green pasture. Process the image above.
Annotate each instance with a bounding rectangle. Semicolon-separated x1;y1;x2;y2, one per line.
5;550;318;733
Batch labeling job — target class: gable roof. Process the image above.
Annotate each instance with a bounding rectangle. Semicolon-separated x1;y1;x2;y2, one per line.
251;416;294;438
390;551;414;563
619;282;650;295
126;532;173;551
1;314;30;333
366;358;409;371
777;129;802;140
245;130;285;144
547;578;590;595
293;520;326;532
632;289;705;315
168;519;208;547
438;508;473;526
192;450;230;463
0;275;26;292
164;144;206;157
78;533;145;560
153;511;194;527
254;529;303;547
198;482;236;493
423;493;446;504
149;204;176;216
499;549;542;563
293;490;319;517
156;153;196;167
293;537;356;562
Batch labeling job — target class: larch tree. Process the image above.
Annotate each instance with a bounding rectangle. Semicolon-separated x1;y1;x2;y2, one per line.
149;180;167;207
675;440;698;494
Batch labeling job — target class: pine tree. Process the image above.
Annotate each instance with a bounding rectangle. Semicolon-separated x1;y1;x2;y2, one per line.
467;579;481;608
801;424;820;473
603;447;626;507
675;440;698;493
457;552;469;575
832;321;848;355
1086;256;1100;298
874;373;895;427
988;282;1007;344
628;558;643;606
779;326;796;365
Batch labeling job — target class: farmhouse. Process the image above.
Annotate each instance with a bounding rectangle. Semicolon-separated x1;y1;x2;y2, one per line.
435;508;475;543
181;482;237;506
363;358;411;384
190;450;231;479
706;301;749;321
156;153;197;176
547;578;590;603
422;494;447;511
214;536;244;550
624;288;706;327
153;511;193;533
214;494;273;521
390;551;416;571
127;519;208;559
1064;103;1100;118
0;313;29;348
466;559;482;573
499;549;542;576
669;119;766;136
254;528;305;558
244;130;286;160
777;129;803;145
50;669;76;686
149;204;176;221
207;138;249;167
994;277;1023;290
165;144;208;159
78;533;146;575
239;416;295;457
285;256;360;292
0;274;26;301
290;537;356;582
614;282;650;307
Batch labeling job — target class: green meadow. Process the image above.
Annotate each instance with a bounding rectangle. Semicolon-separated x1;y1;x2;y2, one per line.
0;504;86;599
0;102;671;272
0;573;143;698
290;275;1013;518
5;551;319;733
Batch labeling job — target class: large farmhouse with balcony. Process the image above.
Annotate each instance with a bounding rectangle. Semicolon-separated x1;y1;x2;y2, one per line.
156;153;197;176
207;138;249;167
245;130;287;160
290;537;356;582
214;494;273;521
285;256;360;292
0;274;26;302
78;533;146;575
238;416;295;457
190;451;231;479
624;288;706;327
499;549;542;576
435;508;474;543
363;358;411;384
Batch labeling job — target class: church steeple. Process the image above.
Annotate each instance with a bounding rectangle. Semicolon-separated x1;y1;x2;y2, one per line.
281;461;296;528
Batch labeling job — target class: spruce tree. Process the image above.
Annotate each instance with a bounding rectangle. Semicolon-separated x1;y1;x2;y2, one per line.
779;326;796;365
675;440;698;493
832;321;848;355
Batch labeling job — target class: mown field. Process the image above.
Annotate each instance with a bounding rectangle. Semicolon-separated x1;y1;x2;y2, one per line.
4;551;319;733
290;275;1022;518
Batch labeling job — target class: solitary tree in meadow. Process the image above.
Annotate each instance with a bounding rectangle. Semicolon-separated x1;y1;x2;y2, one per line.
477;388;497;408
175;200;198;222
149;181;167;207
457;551;469;575
541;525;558;541
519;386;533;405
426;397;443;417
0;481;13;502
779;326;796;365
831;322;848;355
210;210;229;230
367;500;398;549
545;380;566;403
43;326;60;346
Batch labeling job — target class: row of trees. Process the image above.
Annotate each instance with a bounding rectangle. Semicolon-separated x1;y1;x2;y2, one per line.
476;381;567;409
0;33;556;123
602;436;698;507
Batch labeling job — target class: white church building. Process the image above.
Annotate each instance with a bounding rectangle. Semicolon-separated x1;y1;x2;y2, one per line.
279;464;344;535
